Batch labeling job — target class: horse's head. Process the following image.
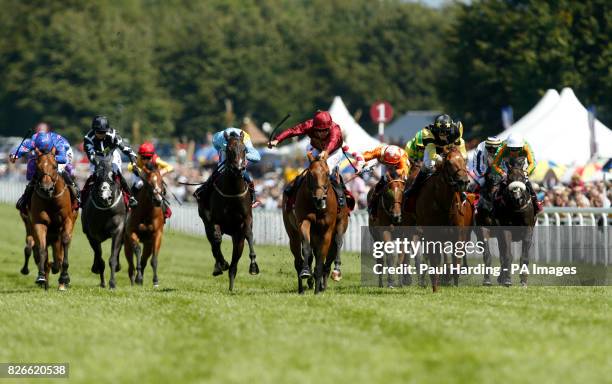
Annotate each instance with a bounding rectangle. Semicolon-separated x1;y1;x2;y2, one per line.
224;131;247;176
484;170;503;199
306;152;330;211
35;147;58;198
504;165;530;209
382;169;406;225
140;163;164;207
93;155;117;205
440;146;469;192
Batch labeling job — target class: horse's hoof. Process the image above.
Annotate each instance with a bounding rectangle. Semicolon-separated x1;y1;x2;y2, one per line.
331;269;342;282
100;282;106;288
212;263;224;276
35;275;46;286
307;277;314;290
109;281;116;290
503;280;512;287
299;268;311;279
387;284;395;289
135;277;143;286
482;279;492;286
221;260;230;271
58;284;66;291
20;267;29;275
249;262;259;275
520;282;527;288
153;283;159;288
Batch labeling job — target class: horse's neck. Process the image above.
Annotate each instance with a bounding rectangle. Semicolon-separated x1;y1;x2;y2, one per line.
219;169;246;191
431;173;454;211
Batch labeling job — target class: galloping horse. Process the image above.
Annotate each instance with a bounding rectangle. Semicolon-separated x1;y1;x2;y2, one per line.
30;149;78;290
495;159;535;287
125;164;167;287
197;132;259;291
283;153;339;294
368;169;409;288
82;154;128;289
403;146;469;292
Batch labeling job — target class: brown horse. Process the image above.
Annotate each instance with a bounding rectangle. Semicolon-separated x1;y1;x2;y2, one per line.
283;153;339;294
368;170;409;287
30;149;78;290
403;146;469;292
197;132;259;291
125;164;166;287
19;209;35;276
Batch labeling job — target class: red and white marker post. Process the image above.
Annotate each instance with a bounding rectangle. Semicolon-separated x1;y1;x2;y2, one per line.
370;101;393;142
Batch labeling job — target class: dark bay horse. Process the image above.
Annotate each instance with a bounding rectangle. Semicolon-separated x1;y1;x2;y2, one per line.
368;170;410;288
495;161;535;287
403;146;469;292
283;152;339;294
197;131;258;291
82;155;127;289
30;149;78;290
125;164;166;287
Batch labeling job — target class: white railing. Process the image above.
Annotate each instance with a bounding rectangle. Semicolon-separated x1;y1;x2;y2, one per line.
1;181;610;254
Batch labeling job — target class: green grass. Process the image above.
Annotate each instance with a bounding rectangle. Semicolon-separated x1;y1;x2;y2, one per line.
0;203;610;384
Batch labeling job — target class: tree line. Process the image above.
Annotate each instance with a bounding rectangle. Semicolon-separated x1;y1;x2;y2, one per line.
0;0;609;143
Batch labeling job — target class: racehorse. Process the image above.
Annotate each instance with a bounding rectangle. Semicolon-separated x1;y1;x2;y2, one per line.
19;210;35;275
403;146;469;292
82;154;127;289
29;149;77;290
125;163;167;287
197;131;259;291
283;152;339;294
495;159;535;287
368;169;410;288
474;170;503;285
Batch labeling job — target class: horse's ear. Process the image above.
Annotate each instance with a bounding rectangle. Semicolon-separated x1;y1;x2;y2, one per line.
51;147;56;155
240;131;245;141
224;131;229;141
307;151;315;163
35;148;41;157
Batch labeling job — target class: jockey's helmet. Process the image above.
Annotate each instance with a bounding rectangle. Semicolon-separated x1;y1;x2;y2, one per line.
506;133;524;150
35;122;50;134
432;114;453;137
34;132;54;153
313;110;333;130
138;142;155;157
92;115;110;133
485;136;502;152
382;145;402;165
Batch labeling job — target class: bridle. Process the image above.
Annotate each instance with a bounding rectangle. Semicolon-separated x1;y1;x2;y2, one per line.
307;161;330;210
380;178;405;219
35;154;65;200
441;149;468;190
92;157;121;209
213;138;249;198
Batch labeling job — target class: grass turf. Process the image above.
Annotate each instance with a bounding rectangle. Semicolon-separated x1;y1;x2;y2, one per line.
0;203;609;383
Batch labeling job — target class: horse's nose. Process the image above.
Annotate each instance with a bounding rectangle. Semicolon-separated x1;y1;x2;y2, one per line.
392;213;402;225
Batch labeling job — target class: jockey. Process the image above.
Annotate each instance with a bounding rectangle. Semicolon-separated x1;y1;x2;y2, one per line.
128;142;174;217
404;114;467;199
491;133;541;214
195;127;262;208
469;136;502;191
84;115;138;208
9;129;79;211
362;144;410;219
268;110;350;207
404;130;425;166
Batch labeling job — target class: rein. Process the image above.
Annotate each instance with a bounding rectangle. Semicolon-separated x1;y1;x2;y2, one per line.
380;179;405;216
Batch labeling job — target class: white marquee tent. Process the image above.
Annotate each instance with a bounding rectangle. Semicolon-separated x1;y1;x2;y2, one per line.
498;88;612;165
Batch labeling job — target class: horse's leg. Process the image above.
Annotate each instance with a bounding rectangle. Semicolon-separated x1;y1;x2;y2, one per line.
108;231;123;289
140;241;153;285
299;220;313;279
330;232;343;282
87;234;105;287
314;231;333;294
22;234;34;275
245;216;259;275
383;230;395;288
124;233;135;286
205;223;227;276
151;233;163;288
429;252;441;293
500;230;513;286
229;235;245;292
130;233;143;285
323;247;336;292
33;223;48;287
290;236;304;294
413;234;426;288
59;217;74;290
480;228;492;286
520;228;533;287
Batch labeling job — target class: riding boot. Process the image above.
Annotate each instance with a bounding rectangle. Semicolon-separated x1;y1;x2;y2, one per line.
525;179;542;215
16;182;34;212
62;172;80;208
404;168;430;199
330;175;345;207
117;172;137;208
